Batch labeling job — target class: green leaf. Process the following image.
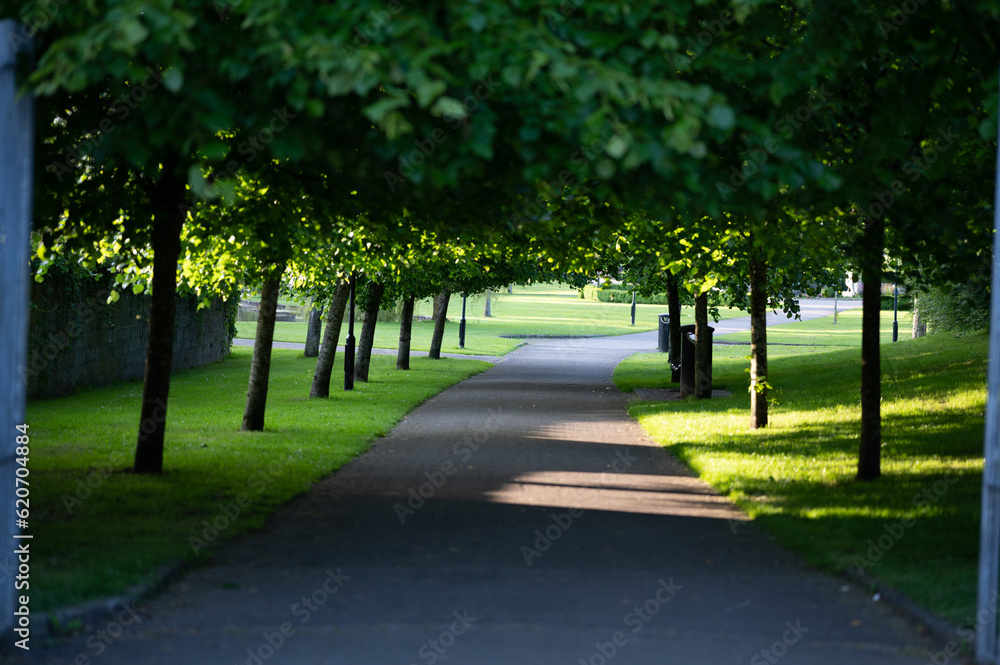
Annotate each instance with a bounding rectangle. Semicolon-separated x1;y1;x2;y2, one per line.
707;104;736;131
467;13;488;33
416;80;447;108
605;135;629;160
132;283;145;295
363;96;410;123
120;19;149;48
163;67;184;93
431;96;467;119
306;99;326;118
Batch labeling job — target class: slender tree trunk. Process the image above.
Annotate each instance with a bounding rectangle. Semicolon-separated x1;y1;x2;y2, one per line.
310;280;350;398
242;267;284;432
304;305;322;357
912;294;926;338
749;256;769;429
133;165;187;474
354;280;385;382
858;214;884;481
397;296;415;370
694;291;712;399
429;290;451;359
666;275;681;383
431;291;446;320
484;289;492;317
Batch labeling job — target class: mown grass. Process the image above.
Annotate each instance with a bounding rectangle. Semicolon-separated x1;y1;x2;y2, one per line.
237;282;750;355
615;312;985;627
27;348;489;611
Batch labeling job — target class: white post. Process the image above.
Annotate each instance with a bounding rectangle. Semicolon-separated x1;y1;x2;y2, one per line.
0;20;34;643
976;63;1000;665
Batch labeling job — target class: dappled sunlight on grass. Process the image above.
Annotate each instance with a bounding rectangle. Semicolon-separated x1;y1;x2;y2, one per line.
615;324;986;626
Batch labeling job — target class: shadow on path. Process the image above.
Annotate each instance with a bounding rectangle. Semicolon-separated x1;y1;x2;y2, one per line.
27;301;938;665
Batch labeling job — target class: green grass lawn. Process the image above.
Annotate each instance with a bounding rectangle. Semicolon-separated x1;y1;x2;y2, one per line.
615;312;985;627
27;348;489;612
236;282;750;355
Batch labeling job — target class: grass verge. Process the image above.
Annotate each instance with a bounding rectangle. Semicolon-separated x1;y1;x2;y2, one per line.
237;282;749;355
615;314;985;627
27;348;490;612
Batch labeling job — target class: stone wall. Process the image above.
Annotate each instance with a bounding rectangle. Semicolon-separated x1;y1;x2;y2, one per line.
26;272;234;399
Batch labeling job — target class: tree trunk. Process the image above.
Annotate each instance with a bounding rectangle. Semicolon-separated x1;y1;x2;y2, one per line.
429;290;451;359
749;256;768;429
694;291;712;399
242;268;284;431
304;305;322;357
431;291;446;320
310;280;350;398
354;280;385;382
858;214;884;481
132;165;187;474
912;295;926;338
666;275;681;382
484;289;492;317
397;295;415;370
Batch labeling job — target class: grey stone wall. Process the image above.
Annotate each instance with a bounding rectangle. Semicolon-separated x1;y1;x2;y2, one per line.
26;272;233;399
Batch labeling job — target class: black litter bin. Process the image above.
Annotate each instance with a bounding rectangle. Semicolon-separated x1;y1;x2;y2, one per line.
657;314;670;353
679;324;714;397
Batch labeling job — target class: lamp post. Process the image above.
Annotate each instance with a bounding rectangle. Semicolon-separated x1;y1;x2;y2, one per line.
459;293;467;349
344;273;356;391
892;283;899;342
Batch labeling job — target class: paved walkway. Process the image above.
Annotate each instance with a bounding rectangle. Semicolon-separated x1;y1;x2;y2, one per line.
28;298;946;664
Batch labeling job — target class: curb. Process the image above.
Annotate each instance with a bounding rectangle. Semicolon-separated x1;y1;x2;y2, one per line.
28;559;186;647
842;567;972;660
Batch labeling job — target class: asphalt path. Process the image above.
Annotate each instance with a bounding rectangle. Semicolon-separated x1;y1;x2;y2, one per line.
25;297;946;665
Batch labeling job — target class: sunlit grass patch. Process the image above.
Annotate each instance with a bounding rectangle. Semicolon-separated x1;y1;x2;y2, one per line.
616;323;986;626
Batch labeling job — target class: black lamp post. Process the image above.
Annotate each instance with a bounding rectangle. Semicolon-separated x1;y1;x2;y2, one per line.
344;273;356;390
459;293;467;349
893;283;899;342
